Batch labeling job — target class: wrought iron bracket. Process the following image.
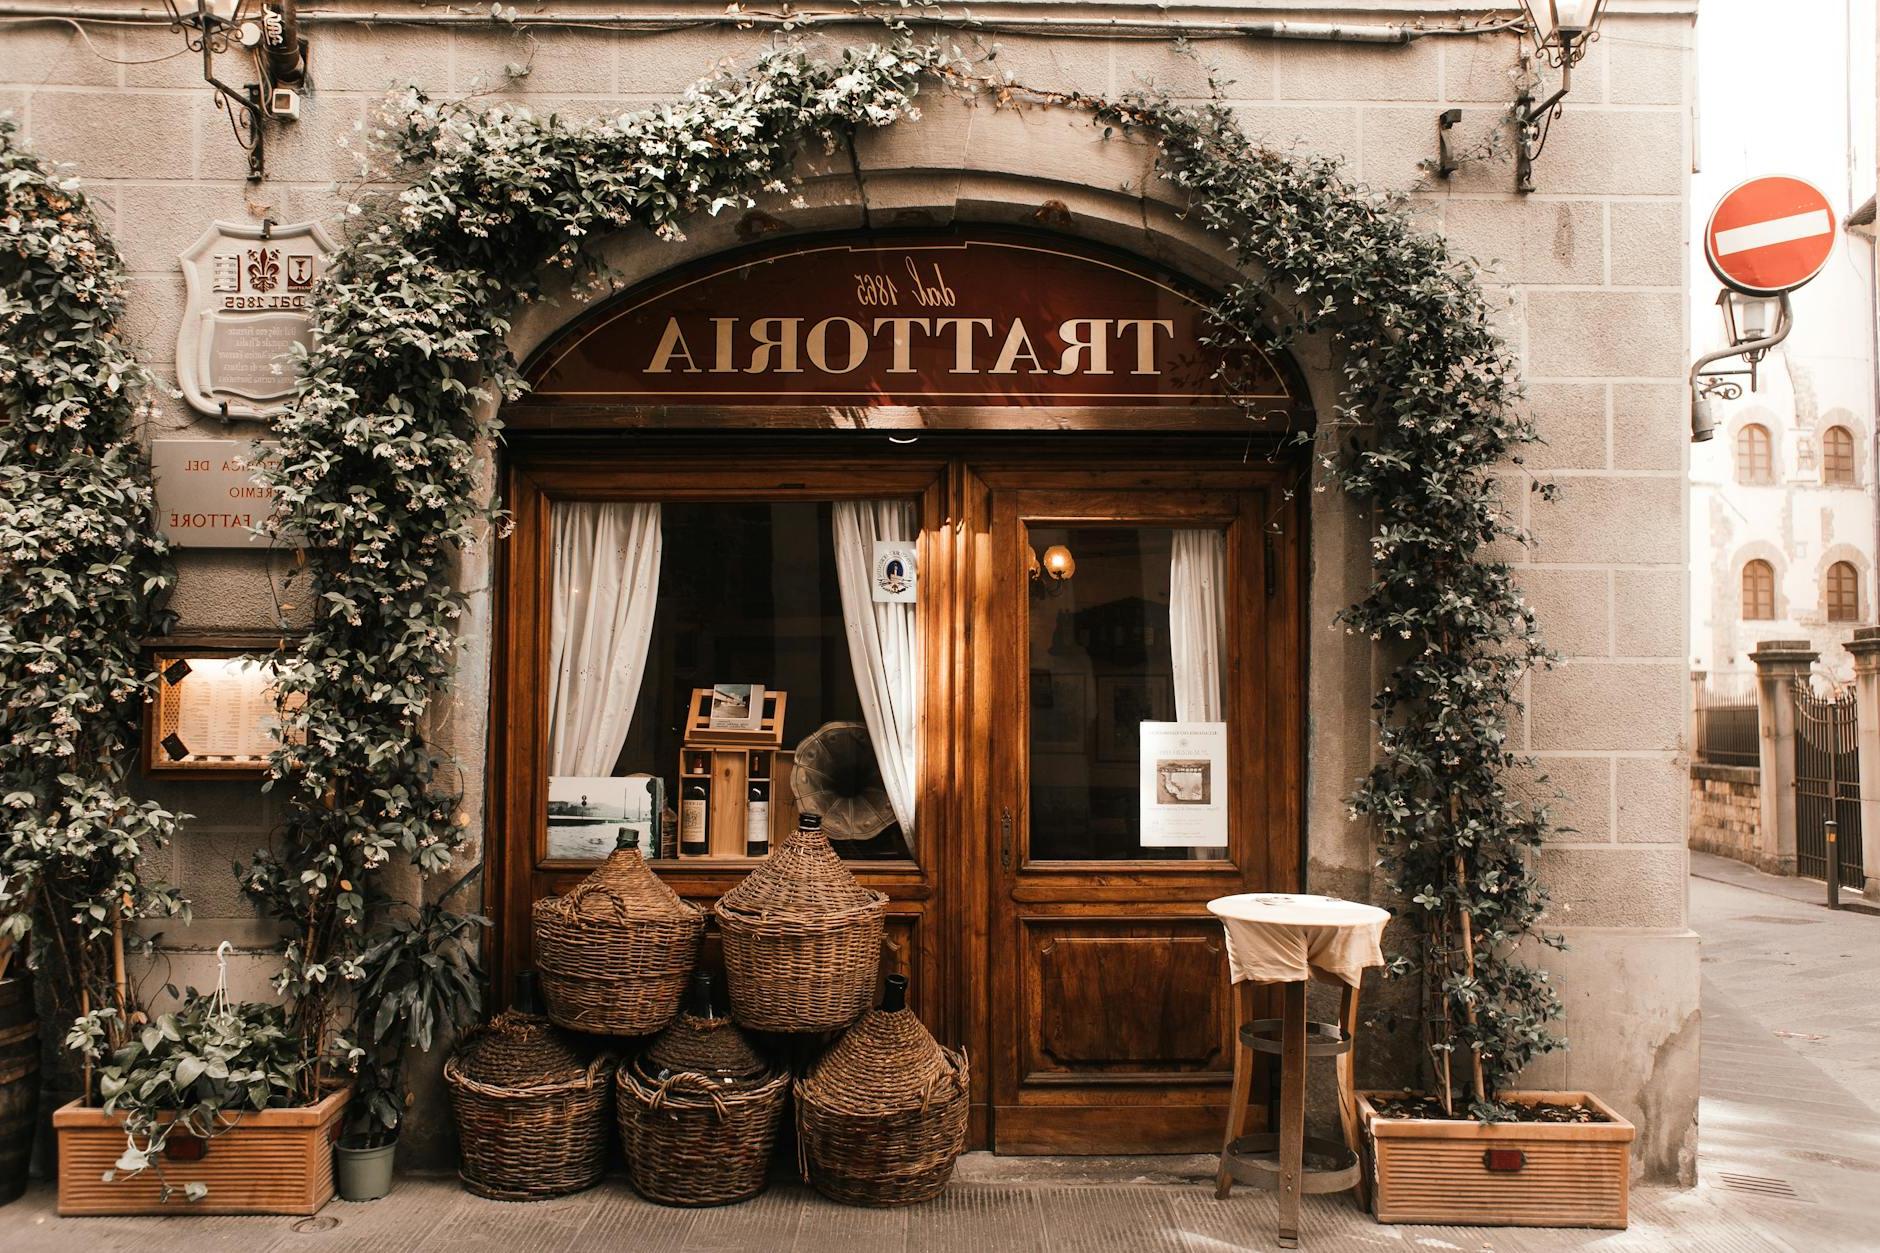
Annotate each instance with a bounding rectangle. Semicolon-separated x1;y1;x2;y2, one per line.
1688;293;1794;442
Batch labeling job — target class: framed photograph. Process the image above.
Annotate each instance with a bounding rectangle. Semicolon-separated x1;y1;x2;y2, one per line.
1096;674;1175;764
546;774;659;861
1029;669;1089;753
708;682;766;731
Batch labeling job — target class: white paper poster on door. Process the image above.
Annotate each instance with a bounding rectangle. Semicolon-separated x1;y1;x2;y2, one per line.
1139;721;1228;847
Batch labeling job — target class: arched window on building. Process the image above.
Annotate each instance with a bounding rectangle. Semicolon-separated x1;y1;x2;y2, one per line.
1822;425;1857;485
1742;559;1776;621
1736;423;1774;484
1826;561;1861;622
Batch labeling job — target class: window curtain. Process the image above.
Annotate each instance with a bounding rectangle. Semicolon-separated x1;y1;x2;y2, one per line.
1170;529;1227;722
832;500;921;851
547;502;662;776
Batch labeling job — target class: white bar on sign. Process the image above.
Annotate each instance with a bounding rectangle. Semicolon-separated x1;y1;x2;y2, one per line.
1713;208;1832;257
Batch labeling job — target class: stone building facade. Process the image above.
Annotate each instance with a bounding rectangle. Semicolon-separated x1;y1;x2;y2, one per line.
2;1;1699;1182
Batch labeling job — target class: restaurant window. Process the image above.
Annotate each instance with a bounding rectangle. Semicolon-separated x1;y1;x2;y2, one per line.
1741;559;1776;621
1822;425;1857;485
544;498;919;865
1826;561;1860;623
1736;423;1774;484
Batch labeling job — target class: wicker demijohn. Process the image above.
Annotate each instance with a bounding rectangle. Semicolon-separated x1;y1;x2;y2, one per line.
713;813;887;1033
532;833;704;1034
616;973;790;1207
795;976;970;1207
444;986;616;1202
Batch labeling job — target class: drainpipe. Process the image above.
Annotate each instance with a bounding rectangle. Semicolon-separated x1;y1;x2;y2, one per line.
261;1;304;86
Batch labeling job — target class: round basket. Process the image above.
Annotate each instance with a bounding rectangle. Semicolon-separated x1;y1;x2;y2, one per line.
794;987;970;1207
713;819;887;1033
617;1062;791;1207
532;842;704;1035
444;1010;617;1202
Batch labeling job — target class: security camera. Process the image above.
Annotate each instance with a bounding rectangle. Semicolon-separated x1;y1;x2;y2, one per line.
268;87;301;121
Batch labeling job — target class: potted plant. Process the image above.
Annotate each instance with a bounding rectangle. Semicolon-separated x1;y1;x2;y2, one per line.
331;892;486;1201
53;947;348;1216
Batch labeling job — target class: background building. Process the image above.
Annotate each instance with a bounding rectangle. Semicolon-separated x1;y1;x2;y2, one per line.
1688;0;1879;683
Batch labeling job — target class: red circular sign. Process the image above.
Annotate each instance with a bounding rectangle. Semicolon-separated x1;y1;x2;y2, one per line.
1705;176;1838;295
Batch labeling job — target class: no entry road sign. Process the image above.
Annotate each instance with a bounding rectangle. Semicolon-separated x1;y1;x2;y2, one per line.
1705;176;1838;295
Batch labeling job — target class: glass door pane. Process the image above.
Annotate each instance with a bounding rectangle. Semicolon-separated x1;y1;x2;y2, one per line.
1025;523;1228;861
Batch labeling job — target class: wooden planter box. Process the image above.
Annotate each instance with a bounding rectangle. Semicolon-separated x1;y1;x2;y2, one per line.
53;1087;349;1216
1359;1091;1635;1229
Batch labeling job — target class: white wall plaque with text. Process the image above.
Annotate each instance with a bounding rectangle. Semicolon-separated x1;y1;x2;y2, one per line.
177;219;335;420
151;438;279;548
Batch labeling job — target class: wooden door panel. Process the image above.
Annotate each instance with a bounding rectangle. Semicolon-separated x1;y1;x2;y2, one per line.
1022;918;1229;1078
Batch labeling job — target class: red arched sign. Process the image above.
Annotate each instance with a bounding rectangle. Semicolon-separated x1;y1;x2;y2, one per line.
518;230;1303;427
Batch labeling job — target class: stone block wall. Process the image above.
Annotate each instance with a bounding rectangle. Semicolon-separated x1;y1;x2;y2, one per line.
2;0;1701;1182
1689;762;1763;864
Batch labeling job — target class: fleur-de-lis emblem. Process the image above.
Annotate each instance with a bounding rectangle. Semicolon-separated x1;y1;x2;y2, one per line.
247;247;280;293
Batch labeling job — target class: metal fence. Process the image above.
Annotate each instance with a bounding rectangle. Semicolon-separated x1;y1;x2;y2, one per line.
1695;678;1760;768
1791;680;1865;889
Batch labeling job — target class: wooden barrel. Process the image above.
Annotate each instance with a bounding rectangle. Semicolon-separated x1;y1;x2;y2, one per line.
0;977;39;1205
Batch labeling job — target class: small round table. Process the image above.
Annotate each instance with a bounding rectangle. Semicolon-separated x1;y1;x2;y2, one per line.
1207;892;1390;1249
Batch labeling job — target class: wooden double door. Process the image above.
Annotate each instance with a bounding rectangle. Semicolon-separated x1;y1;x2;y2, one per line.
492;447;1303;1154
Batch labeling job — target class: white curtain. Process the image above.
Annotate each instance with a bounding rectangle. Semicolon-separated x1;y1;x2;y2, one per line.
832;500;921;850
548;502;662;776
1170;529;1227;723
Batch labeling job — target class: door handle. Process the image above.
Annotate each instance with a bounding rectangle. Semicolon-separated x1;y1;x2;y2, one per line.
1000;806;1014;870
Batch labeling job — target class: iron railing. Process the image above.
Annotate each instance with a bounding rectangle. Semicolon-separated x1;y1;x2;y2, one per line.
1791;680;1864;892
1694;678;1760;768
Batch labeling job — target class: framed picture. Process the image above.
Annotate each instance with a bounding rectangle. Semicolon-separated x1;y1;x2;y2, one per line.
1029;669;1089;753
546;774;659;861
1096;674;1175;763
708;682;766;731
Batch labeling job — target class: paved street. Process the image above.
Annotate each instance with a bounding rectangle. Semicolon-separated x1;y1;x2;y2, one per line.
3;865;1874;1252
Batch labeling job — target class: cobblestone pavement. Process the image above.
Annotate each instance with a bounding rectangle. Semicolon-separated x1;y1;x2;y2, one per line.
3;869;1873;1252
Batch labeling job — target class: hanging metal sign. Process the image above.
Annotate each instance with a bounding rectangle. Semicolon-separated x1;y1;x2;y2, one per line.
1704;176;1837;296
177;219;335;420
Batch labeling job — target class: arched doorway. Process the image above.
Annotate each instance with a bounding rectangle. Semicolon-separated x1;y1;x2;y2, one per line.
489;227;1312;1152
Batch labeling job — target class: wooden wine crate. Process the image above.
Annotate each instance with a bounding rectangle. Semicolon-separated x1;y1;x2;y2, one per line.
1359;1090;1634;1229
676;747;796;860
54;1087;349;1216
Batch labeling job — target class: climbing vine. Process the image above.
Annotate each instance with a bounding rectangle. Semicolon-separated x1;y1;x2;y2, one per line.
0;117;187;1057
252;35;1559;1121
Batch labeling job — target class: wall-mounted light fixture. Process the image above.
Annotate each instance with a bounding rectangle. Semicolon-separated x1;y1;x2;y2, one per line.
163;1;307;182
1511;1;1610;193
1688;289;1793;442
1028;543;1076;594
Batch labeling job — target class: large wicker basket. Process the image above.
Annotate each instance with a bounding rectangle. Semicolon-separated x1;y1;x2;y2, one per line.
617;972;789;1207
713;816;887;1033
444;1010;616;1201
532;840;704;1035
795;978;970;1207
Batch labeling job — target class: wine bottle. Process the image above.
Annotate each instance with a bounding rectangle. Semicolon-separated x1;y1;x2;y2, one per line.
745;780;770;857
683;971;719;1021
680;780;710;856
513;969;545;1016
879;973;908;1013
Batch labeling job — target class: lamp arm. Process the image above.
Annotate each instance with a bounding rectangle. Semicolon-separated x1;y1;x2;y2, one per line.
1688;292;1794;389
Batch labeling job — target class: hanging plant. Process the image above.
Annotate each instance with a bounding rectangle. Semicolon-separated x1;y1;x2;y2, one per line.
252;34;1559;1125
0;117;187;1059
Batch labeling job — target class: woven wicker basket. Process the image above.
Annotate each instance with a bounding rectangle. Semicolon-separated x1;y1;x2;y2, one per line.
617;1061;790;1207
713;816;886;1033
795;978;970;1207
444;1010;616;1201
532;840;704;1035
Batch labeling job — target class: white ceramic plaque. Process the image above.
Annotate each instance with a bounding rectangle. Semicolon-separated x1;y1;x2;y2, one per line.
177;219;335;420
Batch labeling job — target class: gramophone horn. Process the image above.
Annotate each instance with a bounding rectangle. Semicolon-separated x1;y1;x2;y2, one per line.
790;721;896;841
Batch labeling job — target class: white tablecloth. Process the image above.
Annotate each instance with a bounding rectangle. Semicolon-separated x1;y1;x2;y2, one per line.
1206;893;1390;988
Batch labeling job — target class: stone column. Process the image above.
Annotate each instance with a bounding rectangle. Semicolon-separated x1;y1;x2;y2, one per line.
1749;640;1818;877
1843;627;1880;898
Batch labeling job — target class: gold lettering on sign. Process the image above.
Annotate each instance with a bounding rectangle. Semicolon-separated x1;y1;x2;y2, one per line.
872;317;930;374
1056;319;1111;375
934;318;994;374
805;317;868;374
1116;319;1174;375
989;320;1044;375
647;318;699;374
747;317;804;373
904;258;956;307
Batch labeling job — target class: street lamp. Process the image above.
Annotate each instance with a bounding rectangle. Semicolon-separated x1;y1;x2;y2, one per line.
1689;289;1794;442
1512;1;1610;192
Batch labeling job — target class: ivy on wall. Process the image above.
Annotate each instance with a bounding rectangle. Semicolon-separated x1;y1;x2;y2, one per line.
251;37;1559;1120
0;118;187;1044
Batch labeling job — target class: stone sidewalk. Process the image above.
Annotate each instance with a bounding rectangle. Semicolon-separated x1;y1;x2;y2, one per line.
3;872;1873;1252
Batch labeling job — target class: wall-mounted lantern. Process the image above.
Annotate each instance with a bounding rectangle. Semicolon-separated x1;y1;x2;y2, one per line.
1511;1;1610;193
1689;290;1794;441
162;1;307;182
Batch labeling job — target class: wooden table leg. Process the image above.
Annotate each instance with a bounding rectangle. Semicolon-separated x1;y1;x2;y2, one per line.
1333;982;1369;1211
1277;980;1307;1248
1216;979;1252;1199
